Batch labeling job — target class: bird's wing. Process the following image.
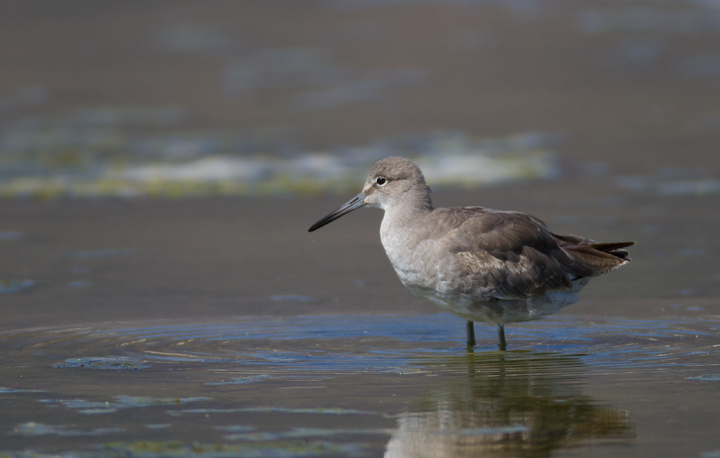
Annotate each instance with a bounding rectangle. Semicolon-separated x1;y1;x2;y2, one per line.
435;208;589;300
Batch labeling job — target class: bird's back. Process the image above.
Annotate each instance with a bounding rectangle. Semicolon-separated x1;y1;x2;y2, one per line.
408;206;633;303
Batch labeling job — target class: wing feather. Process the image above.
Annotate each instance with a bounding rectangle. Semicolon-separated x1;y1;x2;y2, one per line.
432;207;632;300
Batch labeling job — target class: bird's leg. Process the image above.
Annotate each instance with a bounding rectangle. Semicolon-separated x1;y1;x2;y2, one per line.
497;324;507;351
466;320;476;348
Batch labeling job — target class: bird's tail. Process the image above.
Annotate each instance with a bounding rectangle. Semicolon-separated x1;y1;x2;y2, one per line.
552;234;635;275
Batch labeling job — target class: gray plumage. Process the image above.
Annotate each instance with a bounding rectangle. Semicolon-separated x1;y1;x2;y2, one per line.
309;156;633;349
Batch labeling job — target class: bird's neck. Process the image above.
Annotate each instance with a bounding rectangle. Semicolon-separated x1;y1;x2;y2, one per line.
379;190;434;252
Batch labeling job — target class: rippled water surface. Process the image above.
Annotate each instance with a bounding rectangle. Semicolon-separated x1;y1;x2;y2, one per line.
2;311;720;457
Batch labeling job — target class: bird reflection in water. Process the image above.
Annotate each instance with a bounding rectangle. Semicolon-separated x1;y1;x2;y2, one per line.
385;351;634;457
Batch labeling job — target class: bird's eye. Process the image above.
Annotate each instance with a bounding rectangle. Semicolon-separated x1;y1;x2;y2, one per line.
376;176;387;186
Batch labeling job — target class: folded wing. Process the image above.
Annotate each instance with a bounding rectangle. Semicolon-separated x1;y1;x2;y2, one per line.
435;207;633;301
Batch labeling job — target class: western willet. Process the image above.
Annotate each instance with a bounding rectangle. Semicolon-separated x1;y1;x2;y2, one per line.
308;157;633;350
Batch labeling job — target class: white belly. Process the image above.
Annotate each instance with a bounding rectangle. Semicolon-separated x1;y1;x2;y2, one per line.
415;287;582;325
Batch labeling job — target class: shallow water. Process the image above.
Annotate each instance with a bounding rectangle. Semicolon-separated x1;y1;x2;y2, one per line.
1;313;719;457
1;182;719;457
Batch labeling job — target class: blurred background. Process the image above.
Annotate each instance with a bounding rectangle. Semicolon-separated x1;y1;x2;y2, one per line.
2;0;720;198
1;0;719;327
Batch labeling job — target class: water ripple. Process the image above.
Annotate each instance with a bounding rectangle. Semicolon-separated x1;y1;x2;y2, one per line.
2;314;717;379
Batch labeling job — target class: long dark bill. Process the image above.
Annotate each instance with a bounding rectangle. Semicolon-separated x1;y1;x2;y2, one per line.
308;192;367;232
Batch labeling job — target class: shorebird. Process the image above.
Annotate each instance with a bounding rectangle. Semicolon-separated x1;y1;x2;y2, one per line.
308;157;633;350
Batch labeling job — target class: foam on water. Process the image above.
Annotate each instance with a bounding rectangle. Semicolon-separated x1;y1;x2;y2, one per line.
0;131;560;198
